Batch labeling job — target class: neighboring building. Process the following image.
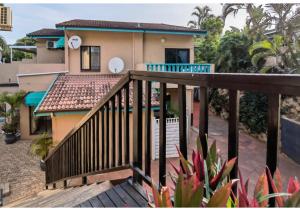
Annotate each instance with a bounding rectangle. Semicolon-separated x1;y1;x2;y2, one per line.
1;19;213;143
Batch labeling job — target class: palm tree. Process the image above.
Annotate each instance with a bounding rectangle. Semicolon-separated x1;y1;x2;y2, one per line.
248;35;294;73
222;4;272;39
265;4;300;67
0;91;26;122
187;6;213;29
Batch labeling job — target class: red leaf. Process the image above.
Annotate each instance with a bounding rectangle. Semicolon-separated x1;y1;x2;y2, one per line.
192;150;205;182
287;177;300;194
238;189;250;207
266;167;284;207
207;182;232;207
254;171;269;207
274;169;283;193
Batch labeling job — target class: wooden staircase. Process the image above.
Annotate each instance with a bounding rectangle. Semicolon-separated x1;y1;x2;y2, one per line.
5;181;112;207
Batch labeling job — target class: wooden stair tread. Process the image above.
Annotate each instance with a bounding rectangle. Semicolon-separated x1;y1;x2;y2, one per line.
5;181;112;208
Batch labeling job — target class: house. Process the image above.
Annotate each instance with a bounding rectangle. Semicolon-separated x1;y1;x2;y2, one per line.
1;19;214;143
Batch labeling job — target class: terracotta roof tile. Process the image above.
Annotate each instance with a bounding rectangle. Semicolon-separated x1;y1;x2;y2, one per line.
37;74;159;113
56;19;205;34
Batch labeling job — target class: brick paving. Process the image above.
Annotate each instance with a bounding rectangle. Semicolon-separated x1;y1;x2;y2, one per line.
0;136;45;205
148;114;300;195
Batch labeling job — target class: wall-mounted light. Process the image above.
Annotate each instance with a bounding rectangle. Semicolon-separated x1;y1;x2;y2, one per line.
161;37;166;43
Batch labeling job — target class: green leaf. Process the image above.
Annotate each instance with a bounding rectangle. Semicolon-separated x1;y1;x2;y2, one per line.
251;51;273;67
209;141;217;164
207;182;232;207
249;40;273;55
285;191;300;207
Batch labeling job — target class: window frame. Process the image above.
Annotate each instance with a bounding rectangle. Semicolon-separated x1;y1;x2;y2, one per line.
80;46;101;72
29;106;52;135
165;48;190;64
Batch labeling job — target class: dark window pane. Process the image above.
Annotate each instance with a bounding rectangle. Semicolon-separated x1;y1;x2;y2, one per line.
91;47;100;70
177;50;189;63
29;106;52;135
165;48;189;64
81;46;90;70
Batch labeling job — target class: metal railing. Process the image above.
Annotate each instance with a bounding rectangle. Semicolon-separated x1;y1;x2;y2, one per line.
146;63;212;73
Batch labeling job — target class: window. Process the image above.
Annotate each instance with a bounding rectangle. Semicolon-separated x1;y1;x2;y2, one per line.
29;106;52;135
165;48;190;64
80;46;100;71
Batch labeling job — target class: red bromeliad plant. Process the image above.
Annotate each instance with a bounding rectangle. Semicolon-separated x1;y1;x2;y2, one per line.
150;137;300;207
237;168;300;207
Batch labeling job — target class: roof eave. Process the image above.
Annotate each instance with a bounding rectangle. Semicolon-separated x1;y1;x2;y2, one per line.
56;26;207;36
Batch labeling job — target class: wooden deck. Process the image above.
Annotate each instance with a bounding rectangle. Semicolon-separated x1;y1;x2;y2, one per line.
75;180;149;207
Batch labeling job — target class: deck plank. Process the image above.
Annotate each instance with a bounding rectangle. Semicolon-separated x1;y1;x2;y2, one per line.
97;193;115;207
120;182;148;207
89;195;104;207
80;200;92;208
77;180;148;208
112;185;140;207
105;188;126;207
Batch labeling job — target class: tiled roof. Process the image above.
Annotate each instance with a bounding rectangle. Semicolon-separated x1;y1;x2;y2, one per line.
56;19;205;34
27;28;64;37
37;74;159;113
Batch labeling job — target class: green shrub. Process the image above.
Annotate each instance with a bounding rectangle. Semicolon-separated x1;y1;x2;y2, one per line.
240;92;268;134
209;88;229;116
30;133;53;160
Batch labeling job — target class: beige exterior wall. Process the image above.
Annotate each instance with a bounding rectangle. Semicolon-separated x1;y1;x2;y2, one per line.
18;74;58;92
18;63;65;75
36;40;65;64
52;113;86;144
65;30;194;73
0;63;19;83
50;110;154;164
20;104;40;140
143;34;194;64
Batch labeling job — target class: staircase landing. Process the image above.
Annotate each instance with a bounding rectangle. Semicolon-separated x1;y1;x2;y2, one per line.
77;179;149;207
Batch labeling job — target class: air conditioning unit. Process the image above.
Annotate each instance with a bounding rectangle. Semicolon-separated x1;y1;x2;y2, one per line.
0;6;12;31
46;41;56;49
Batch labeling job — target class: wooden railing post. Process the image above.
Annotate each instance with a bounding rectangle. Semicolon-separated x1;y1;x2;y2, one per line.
111;96;116;167
178;84;187;159
118;91;123;166
228;90;240;194
159;82;167;186
124;84;130;164
105;103;110;169
133;80;143;184
145;81;152;177
199;86;208;158
266;93;281;207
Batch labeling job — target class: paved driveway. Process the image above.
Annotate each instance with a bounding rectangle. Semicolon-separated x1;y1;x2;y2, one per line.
0;136;44;205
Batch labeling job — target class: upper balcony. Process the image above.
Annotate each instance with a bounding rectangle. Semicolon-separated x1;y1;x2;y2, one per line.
146;63;214;73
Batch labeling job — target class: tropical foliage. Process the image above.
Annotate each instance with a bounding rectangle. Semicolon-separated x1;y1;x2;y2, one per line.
150;137;300;207
0;91;26;133
30;133;53;160
187;6;213;29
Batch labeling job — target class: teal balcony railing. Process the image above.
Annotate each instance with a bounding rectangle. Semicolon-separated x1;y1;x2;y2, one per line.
146;63;212;73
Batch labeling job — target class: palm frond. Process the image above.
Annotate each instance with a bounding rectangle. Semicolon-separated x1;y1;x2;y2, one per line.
250;51;273;67
249;40;274;55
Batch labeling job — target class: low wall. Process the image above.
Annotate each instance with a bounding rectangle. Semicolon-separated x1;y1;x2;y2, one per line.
281;116;300;164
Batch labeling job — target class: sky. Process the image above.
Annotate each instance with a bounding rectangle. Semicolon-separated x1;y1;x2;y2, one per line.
0;4;247;44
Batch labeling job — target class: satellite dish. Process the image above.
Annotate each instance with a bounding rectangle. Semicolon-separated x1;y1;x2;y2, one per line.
108;57;125;74
68;35;82;49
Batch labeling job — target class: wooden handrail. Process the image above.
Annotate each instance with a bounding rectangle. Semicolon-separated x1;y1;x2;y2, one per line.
45;70;300;207
44;72;131;162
